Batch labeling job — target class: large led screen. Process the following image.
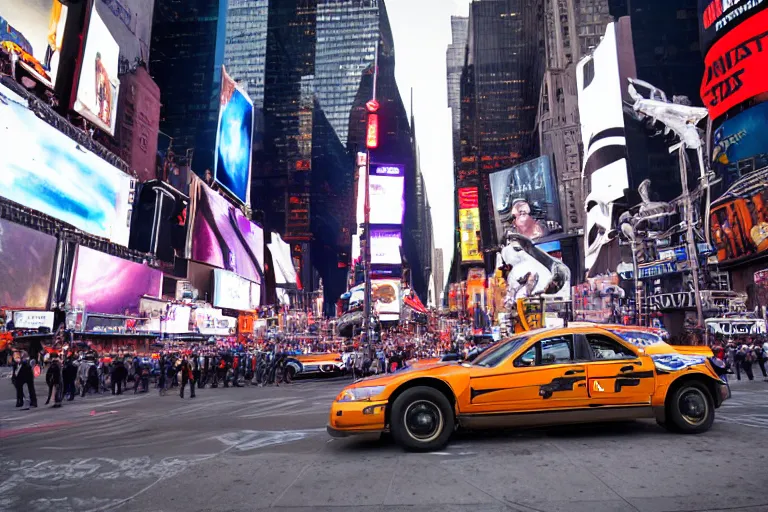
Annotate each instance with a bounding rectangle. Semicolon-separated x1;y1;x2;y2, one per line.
0;219;56;309
372;279;400;318
711;101;768;191
369;175;405;225
700;9;768;120
698;0;768;53
70;246;162;315
214;66;253;204
0;83;134;246
189;177;264;284
370;229;402;266
213;268;252;311
74;3;120;135
489;156;562;242
0;0;69;87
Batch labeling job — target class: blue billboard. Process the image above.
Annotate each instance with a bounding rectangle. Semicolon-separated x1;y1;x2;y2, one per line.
0;83;135;246
712;100;768;192
214;67;253;205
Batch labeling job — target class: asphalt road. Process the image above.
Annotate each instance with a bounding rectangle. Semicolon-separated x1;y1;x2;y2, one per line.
1;374;768;512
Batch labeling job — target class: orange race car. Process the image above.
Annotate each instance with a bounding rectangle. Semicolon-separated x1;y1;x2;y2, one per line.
327;325;729;451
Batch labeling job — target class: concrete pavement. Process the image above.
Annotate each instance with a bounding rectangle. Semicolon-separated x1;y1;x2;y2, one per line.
1;376;767;512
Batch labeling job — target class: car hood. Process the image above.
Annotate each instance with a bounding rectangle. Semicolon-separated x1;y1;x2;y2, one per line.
348;361;459;387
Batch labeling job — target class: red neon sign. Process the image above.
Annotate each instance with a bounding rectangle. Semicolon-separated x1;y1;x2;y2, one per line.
366;113;379;149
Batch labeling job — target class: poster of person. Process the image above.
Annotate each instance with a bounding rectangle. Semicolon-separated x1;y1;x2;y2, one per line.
73;3;120;135
489;156;562;242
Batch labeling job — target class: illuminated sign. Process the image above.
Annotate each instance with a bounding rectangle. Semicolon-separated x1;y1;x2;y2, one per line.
369;174;405;225
699;0;767;52
459;207;483;263
366;113;379;149
700;9;768;119
373;165;404;176
370;229;403;265
458;187;479;209
637;261;678;279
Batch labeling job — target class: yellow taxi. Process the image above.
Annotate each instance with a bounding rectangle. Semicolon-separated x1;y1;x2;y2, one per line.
327;325;729;451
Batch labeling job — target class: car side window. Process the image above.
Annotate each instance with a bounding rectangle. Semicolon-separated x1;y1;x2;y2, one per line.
540;336;574;365
515;345;536;367
586;333;636;360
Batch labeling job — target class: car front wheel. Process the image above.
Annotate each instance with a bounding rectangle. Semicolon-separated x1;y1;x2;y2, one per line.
666;381;715;434
390;386;454;451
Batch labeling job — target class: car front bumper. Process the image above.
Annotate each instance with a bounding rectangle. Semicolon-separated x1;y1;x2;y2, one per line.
327;399;388;436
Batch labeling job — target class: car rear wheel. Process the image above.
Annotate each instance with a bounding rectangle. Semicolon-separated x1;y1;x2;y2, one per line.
666;381;714;434
390;386;454;451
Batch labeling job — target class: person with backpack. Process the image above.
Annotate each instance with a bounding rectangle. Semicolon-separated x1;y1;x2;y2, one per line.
45;355;63;406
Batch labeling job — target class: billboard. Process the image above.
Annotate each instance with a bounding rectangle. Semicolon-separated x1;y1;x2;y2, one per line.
370;228;402;265
711;100;768;189
709;166;768;263
213;268;253;311
0;0;69;87
73;2;120;135
576;21;631;273
0;82;134;246
698;0;768;53
372;279;400;318
214;66;253;205
458;186;483;264
188;177;264;284
369;174;405;225
0;219;57;310
70;246;162;315
498;234;571;301
489;156;562;242
700;9;768;120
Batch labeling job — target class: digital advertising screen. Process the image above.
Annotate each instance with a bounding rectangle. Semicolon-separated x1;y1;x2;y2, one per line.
0;0;69;87
0;219;57;310
74;2;120;135
0;82;134;246
369;174;405;225
188;177;264;284
459;204;483;264
213;268;253;311
489;156;562;242
372;279;400;318
370;229;403;266
711;100;768;191
700;8;768;120
70;246;162;315
214;66;253;205
698;0;768;53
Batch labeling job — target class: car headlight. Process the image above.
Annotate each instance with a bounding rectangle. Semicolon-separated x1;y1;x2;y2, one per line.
335;386;386;402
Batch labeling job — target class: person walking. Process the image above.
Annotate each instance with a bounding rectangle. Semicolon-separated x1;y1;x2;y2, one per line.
62;357;77;401
753;340;767;378
179;358;196;398
45;355;63;408
15;353;37;408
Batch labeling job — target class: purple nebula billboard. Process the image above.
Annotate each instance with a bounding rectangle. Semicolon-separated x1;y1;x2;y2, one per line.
70;246;162;315
0;219;56;309
188;177;263;284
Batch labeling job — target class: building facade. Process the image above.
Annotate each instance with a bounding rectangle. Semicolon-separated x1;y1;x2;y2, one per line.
224;0;269;108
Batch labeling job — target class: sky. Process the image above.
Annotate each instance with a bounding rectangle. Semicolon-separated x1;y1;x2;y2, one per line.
386;0;470;297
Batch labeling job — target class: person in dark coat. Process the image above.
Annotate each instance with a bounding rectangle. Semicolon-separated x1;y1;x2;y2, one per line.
111;360;128;395
179;358;195;398
62;358;78;401
45;356;63;407
15;353;37;408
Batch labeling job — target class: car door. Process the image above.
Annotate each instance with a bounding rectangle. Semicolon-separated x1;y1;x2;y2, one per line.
467;334;590;414
582;331;656;406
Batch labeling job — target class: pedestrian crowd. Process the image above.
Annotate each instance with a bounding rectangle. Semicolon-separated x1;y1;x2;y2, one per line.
710;337;768;381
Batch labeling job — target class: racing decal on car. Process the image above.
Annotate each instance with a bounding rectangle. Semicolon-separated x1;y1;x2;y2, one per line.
539;376;586;399
651;354;706;372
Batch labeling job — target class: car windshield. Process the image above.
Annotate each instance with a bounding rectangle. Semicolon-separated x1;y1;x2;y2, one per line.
472;334;530;367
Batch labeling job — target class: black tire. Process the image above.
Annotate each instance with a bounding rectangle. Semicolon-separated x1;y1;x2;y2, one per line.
390;386;454;451
285;365;297;382
665;381;715;434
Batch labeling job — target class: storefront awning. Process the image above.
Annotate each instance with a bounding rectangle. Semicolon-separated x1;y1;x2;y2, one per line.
403;295;428;315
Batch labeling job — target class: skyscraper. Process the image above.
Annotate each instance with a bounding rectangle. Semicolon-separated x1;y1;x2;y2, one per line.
224;0;269;108
315;0;380;146
447;16;469;166
149;0;228;175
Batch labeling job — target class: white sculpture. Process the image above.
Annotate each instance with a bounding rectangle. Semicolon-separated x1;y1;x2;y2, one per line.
627;78;708;149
